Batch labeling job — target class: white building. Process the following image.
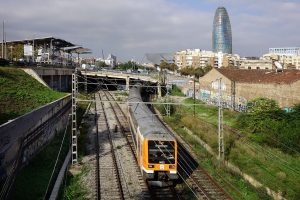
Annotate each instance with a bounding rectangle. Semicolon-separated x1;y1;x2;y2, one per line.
239;58;273;70
96;54;117;68
263;53;300;70
174;49;239;69
269;47;300;56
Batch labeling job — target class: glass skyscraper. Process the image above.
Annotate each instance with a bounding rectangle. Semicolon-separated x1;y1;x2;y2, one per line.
212;7;232;54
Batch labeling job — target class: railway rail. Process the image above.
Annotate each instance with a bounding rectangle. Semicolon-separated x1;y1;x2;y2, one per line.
156;110;233;200
93;89;232;200
95;92;124;199
103;91;150;199
103;91;181;200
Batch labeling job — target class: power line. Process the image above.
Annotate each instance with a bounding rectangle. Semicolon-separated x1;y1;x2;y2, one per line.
43;115;70;199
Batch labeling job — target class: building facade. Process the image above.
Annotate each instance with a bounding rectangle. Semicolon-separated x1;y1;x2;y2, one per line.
174;49;240;69
212;7;232;54
198;68;300;109
239;58;273;70
264;47;300;69
269;47;300;56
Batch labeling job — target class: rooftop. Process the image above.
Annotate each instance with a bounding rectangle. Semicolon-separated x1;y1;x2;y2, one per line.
6;37;75;48
216;68;300;84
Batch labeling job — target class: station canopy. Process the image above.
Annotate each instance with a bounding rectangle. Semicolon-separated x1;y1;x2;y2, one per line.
62;46;92;54
6;36;75;48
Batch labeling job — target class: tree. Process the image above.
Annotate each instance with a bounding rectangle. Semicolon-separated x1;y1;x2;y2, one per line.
194;68;204;78
159;60;177;71
117;61;143;71
179;66;204;78
247;97;281;115
96;61;108;68
203;64;212;74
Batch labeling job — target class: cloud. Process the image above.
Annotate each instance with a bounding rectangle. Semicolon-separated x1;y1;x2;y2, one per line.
0;0;299;61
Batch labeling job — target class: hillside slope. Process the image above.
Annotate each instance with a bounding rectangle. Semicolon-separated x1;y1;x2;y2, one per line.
0;67;66;125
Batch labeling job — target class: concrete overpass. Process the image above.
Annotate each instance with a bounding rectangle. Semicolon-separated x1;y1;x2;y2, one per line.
81;70;158;87
81;70;161;96
23;68;162;95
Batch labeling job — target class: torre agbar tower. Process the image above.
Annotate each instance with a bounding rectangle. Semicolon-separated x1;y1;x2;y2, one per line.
212;7;232;54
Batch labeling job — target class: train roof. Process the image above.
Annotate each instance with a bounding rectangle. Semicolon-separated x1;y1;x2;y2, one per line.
129;86;175;141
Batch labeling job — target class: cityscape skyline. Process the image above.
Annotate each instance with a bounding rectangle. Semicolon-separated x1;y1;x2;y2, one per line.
0;0;299;61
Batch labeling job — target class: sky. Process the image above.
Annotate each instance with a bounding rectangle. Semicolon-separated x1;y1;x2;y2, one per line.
0;0;299;62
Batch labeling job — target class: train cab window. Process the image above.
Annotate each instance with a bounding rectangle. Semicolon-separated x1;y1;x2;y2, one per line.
148;141;175;164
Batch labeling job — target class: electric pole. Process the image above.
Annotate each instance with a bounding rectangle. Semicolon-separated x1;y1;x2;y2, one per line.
10;45;13;62
71;69;78;164
1;21;4;59
193;77;196;117
218;78;224;161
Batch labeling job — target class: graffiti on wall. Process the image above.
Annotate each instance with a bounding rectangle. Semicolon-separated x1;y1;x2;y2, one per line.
186;88;248;112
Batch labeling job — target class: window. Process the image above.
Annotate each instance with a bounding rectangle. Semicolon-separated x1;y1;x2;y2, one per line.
148;140;175;164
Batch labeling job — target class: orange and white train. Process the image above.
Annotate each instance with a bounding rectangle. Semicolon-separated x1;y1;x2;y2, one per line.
128;85;178;186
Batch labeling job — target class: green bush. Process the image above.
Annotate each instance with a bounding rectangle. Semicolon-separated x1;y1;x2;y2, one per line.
236;99;300;154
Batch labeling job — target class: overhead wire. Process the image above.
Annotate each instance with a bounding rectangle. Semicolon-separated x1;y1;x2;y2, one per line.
43;115;70;199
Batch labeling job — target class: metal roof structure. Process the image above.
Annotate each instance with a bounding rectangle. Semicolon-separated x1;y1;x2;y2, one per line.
145;53;174;65
62;46;92;54
6;37;75;48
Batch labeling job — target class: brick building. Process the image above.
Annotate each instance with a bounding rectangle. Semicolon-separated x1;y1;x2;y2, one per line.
198;68;300;110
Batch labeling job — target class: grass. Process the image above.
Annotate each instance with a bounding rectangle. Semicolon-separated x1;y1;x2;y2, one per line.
164;117;270;200
11;129;70;200
114;91;128;96
61;94;90;199
170;85;185;97
62;167;88;200
0;67;66;125
162;97;300;199
11;93;90;200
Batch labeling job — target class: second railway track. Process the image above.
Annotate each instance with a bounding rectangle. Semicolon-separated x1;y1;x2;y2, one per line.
95;92;124;199
96;90;152;199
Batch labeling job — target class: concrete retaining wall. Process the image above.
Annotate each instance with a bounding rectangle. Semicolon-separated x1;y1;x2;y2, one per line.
0;95;71;178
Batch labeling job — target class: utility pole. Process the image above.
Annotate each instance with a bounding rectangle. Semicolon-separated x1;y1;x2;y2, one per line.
165;72;171;117
32;39;34;63
84;68;87;94
71;69;78;164
2;21;4;59
218;78;224;161
4;31;7;59
193;77;196;117
10;45;13;62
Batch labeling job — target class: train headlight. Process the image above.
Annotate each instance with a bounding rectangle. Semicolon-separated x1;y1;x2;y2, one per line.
148;165;154;168
169;165;176;169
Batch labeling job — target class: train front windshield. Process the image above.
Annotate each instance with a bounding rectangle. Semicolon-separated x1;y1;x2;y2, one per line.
148;141;175;164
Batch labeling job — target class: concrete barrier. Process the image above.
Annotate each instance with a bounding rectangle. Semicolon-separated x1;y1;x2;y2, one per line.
0;95;71;181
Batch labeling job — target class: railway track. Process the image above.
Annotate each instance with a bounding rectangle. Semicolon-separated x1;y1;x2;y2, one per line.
95;92;124;199
178;142;232;200
96;90;230;199
97;90;155;199
103;91;181;200
103;91;151;199
153;107;233;200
